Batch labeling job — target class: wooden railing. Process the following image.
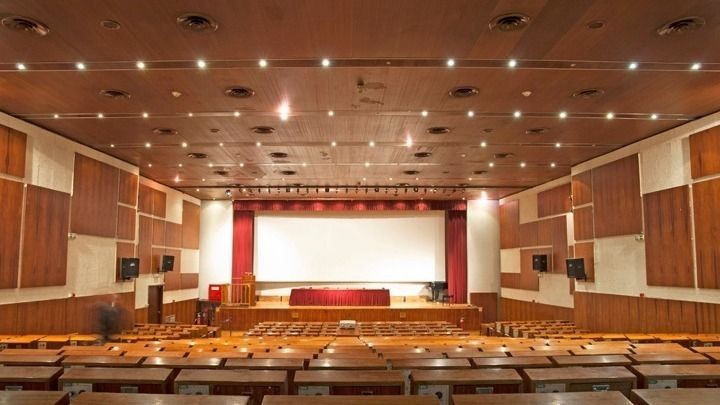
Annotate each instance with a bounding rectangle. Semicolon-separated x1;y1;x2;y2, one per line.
221;274;256;306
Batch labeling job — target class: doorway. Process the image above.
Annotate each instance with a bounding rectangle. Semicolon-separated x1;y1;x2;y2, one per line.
148;285;163;324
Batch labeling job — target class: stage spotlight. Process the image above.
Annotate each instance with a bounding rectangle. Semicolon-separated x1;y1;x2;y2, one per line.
374;187;379;192
325;187;330;193
286;187;290;192
413;187;419;192
225;189;231;197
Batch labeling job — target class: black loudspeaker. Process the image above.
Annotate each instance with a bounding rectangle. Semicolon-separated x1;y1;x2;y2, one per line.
532;254;548;272
161;255;175;272
120;258;140;279
566;258;586;280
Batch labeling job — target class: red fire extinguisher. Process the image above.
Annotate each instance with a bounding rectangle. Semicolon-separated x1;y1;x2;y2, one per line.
459;317;465;330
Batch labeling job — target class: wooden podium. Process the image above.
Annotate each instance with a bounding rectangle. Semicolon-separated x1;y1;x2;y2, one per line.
222;274;256;307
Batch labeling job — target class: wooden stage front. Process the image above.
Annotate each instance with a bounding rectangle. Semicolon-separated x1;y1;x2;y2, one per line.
217;302;482;331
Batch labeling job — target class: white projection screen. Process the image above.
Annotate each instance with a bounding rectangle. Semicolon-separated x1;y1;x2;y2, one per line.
254;211;446;282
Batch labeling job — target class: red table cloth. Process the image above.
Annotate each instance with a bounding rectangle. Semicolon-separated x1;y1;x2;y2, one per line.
289;288;390;306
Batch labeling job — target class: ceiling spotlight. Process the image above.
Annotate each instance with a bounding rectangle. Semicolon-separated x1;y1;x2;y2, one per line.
188;112;193;117
328;110;334;117
239;162;244;167
321;58;331;67
178;163;183;168
147;163;152;167
467;110;475;118
219;142;224;146
489;162;495;167
16;63;26;70
555;142;561;148
197;59;207;69
558;111;568;119
551;162;557;167
421;110;428;117
513;110;522;118
256;141;262;147
110;144;115;148
520;162;526;167
258;59;268;68
480;141;487;148
388;177;393;181
628;62;638;70
53;114;59;119
302;162;307;167
331;141;337;147
233;111;240;117
278;102;290;121
76;62;86;70
365;162;370;167
691;62;702;70
208;163;214;167
97;113;104;118
181;142;188;148
202;178;205;182
468;177;473;181
446;58;455;67
225;189;231;197
650;113;658;120
142;112;149;118
136;61;146;69
606;112;615;119
195;188;200;192
507;59;517;68
369;141;375;147
145;142;151;148
405;136;413;147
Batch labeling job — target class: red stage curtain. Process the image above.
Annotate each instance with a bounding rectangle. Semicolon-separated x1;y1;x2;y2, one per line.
231;210;254;282
446;210;468;304
289;289;390;306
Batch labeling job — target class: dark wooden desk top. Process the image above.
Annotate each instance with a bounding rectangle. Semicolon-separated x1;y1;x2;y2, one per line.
261;395;440;405
62;356;143;367
447;351;507;359
382;352;447;360
692;346;720;354
0;354;63;366
188;351;249;359
123;350;186;358
60;350;122;357
631;364;720;378
0;366;63;382
73;392;249;405
390;358;471;370
508;350;568;357
0;349;62;355
574;347;633;355
294;370;404;385
174;369;286;385
630;388;720;405
524;366;636;383
308;358;387;370
471;356;553;368
0;391;69;405
252;352;314;359
410;369;523;384
224;358;305;370
552;354;633;367
142;356;223;368
705;353;720;363
59;367;172;384
629;352;711;364
316;352;379;359
453;391;632;404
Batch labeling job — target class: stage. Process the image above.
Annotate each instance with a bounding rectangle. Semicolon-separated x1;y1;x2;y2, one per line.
216;301;482;331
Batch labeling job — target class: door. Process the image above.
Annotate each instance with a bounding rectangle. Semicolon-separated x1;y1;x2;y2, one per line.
148;285;163;324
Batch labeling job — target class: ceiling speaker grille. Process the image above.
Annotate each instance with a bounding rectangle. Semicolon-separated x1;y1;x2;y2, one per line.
152;128;178;136
414;152;432;158
224;86;255;98
251;126;276;134
449;86;479;98
100;89;131;99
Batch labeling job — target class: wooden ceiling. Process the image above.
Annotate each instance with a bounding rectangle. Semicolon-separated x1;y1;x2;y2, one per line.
1;0;719;200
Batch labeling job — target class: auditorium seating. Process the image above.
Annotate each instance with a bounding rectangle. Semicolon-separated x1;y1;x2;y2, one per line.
245;321;467;337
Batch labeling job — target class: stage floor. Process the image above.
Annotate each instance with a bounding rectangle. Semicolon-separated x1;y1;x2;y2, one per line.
248;301;472;309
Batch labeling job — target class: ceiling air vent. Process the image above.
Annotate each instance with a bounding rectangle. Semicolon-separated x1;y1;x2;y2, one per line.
99;89;131;99
152;128;178;136
269;152;288;159
214;170;229;176
494;153;515;159
473;170;488;175
186;152;207;159
449;86;479;98
657;16;705;36
525;127;549;135
396;183;410;187
1;15;49;36
414;152;432;158
176;13;219;33
100;20;121;30
251;126;276;134
572;88;604;99
427;126;451;135
489;13;531;32
224;86;255;98
280;170;296;176
403;170;420;175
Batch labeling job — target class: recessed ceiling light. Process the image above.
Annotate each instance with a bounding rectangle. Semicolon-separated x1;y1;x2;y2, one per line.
196;59;207;69
331;141;337;147
234;111;240;117
558;111;568;119
302;162;307;167
446;58;455;67
239;163;244;167
513;110;522;118
520;162;526;167
136;61;145;69
110;144;115;148
97;113;104;118
195;188;200;192
365;162;370;167
16;63;26;70
208;163;214;167
201;178;205;182
628;62;638;70
188;112;193;117
405;136;413;147
421;110;428;117
362;177;367;181
480;141;487;148
219;142;224;146
468;177;473;181
606;112;615;119
142;112;149;118
467;110;475;118
650;113;658;120
321;58;331;67
691;62;702;70
53;114;59;119
258;59;268;68
278;102;290;121
256;141;262;147
555;142;561;148
174;176;180;183
147;163;152;167
178;163;183;167
507;59;517;68
145;142;151;148
489;162;494;167
76;62;86;70
181;142;188;148
388;177;393;181
551;162;556;167
369;141;375;147
328;110;334;117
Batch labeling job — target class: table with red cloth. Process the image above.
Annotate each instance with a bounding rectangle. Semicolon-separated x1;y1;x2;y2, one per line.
288;288;390;306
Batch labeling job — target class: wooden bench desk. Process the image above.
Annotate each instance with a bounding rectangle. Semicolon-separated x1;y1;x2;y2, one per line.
410;368;523;404
173;369;287;405
142;356;223;369
390;358;470;370
59;367;172;396
261;395;439;405
551;355;632;367
631;343;688;353
1;335;46;349
692;346;720;354
630;388;720;405
73;392;249;404
629;352;711;365
524;366;636;396
124;350;186;358
188;351;250;359
0;348;62;356
705;352;720;363
508;350;569;357
38;336;72;350
447;351;506;359
452;391;632;404
316;351;379;359
62;356;143;368
631;364;720;389
0;354;63;366
294;370;404;395
308;358;387;370
471;356;553;369
61;349;123;357
383;352;447;360
0;391;69;405
251;352;314;360
575;346;632;355
0;366;63;390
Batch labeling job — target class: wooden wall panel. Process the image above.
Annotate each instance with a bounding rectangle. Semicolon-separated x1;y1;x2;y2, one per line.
0;303;18;333
693;178;720;289
518;221;538;247
138;215;153;274
17;299;67;335
163;299;198;324
551;215;568;273
537;183;571;218
151;247;165;274
0;178;23;289
519;249;544;291
644;186;694;288
573;205;594;241
70;154;119;237
66;292;134;334
571;171;593;206
181;273;199;290
138;184;153;214
592;154;643;238
469;292;497;323
118;170;139;206
182;201;201;249
135;307;149;324
499;200;519;249
689;125;720;179
163;249;182;291
21;185;70;288
116;205;136;241
164;222;182;248
499;298;574;322
573;242;595;281
116;242;136;281
152;189;167;218
537;218;553;246
152;219;165;246
0;125;26;177
500;273;521;289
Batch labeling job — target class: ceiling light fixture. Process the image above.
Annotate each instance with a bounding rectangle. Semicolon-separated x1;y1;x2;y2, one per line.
76;62;86;70
369;141;375;147
97;113;104;118
520;162;526;167
110;144;115;148
421;110;428;117
365;162;370;167
16;63;26;70
178;163;183;167
258;59;268;68
136;61;146;69
650;113;658;120
331;141;337;147
278;102;290;121
628;61;638;70
234;111;240;117
467;110;475;118
606;112;615;119
691;62;702;70
480;141;487;148
53;114;59;119
321;58;331;67
302;162;307;167
208;163;214;167
219;142;224;146
551;162;557;167
181;142;188;148
145;142;151;148
489;162;495;167
147;163;152;167
142;112;149;118
405;136;413;147
507;59;517;68
256;141;262;147
328;110;334;117
558;111;568;119
555;142;561;148
446;58;455;67
513;110;522;118
196;59;207;69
